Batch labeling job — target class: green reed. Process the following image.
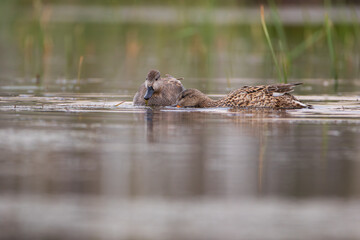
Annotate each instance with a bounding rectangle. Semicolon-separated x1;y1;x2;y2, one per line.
9;1;360;94
288;29;325;60
260;5;284;83
32;0;45;85
352;10;360;78
269;0;289;83
325;15;338;91
77;56;84;83
262;1;347;88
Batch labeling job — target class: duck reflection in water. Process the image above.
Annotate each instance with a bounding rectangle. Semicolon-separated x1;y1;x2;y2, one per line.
144;108;185;143
145;108;155;143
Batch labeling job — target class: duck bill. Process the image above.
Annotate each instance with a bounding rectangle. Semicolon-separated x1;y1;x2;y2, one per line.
171;104;181;107
144;86;154;100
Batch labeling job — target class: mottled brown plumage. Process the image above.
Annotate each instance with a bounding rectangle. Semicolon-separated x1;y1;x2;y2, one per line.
176;83;310;109
133;70;185;106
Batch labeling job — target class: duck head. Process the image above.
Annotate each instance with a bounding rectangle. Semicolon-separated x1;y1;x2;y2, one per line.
176;89;208;108
144;69;161;100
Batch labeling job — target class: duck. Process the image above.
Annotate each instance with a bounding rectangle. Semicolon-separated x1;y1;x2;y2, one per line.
133;69;185;106
175;83;310;109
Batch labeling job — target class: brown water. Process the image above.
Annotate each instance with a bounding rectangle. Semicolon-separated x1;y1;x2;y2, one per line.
1;94;360;239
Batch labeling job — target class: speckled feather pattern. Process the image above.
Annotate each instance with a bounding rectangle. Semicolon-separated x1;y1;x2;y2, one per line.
215;84;304;108
177;83;309;109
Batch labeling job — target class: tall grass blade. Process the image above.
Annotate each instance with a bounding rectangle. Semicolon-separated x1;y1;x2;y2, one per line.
288;29;325;60
269;0;289;83
325;15;338;91
77;56;84;84
260;5;283;83
278;41;288;83
268;0;288;51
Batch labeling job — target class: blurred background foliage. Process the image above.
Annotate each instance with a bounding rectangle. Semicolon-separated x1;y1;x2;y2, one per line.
7;0;360;6
0;0;359;95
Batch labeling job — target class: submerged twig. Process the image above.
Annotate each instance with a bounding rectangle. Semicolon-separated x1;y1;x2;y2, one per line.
114;101;125;107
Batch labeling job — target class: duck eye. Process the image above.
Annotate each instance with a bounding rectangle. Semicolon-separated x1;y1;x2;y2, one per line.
182;93;188;98
155;77;159;81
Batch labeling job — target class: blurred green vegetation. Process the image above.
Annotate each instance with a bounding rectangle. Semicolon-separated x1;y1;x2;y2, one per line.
7;0;359;6
0;0;359;94
0;0;258;7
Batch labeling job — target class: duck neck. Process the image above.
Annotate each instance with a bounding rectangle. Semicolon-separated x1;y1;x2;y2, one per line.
199;95;218;108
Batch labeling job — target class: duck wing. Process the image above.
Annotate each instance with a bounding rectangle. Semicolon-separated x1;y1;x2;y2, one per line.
165;74;184;80
155;77;185;105
266;83;302;96
237;83;302;96
162;75;185;91
239;85;267;93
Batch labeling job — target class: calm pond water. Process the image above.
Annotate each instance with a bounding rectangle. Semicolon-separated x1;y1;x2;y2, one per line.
1;94;360;239
1;1;360;239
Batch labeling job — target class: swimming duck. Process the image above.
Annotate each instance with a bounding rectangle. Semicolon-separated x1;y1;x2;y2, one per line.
175;83;310;109
133;69;185;106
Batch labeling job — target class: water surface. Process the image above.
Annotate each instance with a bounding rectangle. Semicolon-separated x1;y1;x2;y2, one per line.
1;94;360;239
